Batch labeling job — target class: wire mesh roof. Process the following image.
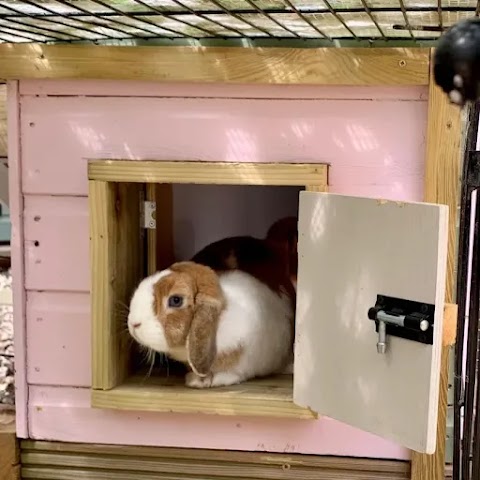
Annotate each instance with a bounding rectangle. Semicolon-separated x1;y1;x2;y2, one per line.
0;0;477;46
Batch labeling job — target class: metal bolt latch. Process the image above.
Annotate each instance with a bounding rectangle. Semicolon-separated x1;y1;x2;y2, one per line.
368;295;435;354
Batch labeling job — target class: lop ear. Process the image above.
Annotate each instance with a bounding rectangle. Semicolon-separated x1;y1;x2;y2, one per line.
171;262;224;377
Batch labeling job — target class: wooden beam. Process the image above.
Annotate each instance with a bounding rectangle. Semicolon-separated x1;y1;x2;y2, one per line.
88;160;328;187
0;44;429;86
411;49;463;480
89;181;144;390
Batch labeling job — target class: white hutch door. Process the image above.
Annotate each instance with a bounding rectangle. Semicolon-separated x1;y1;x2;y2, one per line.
293;192;448;454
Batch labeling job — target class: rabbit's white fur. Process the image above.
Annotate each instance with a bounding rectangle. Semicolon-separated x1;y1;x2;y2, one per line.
128;268;294;388
128;269;173;354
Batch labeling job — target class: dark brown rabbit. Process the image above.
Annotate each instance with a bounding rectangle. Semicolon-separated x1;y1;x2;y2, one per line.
191;216;298;301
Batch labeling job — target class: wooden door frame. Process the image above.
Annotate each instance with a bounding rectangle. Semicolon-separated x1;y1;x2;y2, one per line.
0;44;461;480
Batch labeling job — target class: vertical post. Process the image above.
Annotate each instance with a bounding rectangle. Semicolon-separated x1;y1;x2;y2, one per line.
146;183;174;274
7;81;28;437
411;49;463;480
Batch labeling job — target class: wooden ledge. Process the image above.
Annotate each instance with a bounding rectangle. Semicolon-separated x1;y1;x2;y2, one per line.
92;374;315;420
0;44;429;86
88;160;328;186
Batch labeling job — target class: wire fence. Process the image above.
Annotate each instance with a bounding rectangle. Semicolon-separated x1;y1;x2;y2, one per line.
0;0;477;44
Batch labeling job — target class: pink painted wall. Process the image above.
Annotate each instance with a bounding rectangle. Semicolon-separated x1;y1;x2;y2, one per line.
10;79;429;459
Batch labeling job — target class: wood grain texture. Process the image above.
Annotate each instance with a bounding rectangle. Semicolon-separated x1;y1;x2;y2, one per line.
0;411;20;480
0;45;429;86
90;181;144;390
20;440;410;480
0;84;7;157
411;49;463;480
442;303;458;347
88;160;328;186
92;375;314;419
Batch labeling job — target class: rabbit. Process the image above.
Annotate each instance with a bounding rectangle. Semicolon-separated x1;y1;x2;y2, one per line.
191;216;298;295
127;261;295;389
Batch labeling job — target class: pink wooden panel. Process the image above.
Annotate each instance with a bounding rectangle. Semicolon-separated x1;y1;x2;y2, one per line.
7;81;28;437
23;195;89;292
21;95;427;200
28;386;409;460
26;292;91;386
19;78;427;100
15;81;428;456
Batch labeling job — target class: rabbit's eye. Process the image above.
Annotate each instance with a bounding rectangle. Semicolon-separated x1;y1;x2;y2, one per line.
168;295;183;308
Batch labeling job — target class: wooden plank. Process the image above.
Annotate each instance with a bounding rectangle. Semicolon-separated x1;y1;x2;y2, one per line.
410;49;463;480
24;196;89;292
26;292;91;387
7;81;27;437
0;411;20;480
20;440;410;480
89;181;144;390
0;45;429;86
21;94;425;198
88;160;328;186
91;375;314;420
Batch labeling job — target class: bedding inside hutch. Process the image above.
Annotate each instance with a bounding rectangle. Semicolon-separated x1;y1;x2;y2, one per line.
89;159;328;419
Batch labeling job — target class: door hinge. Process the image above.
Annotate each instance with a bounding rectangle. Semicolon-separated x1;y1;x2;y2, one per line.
141;201;156;229
368;295;435;354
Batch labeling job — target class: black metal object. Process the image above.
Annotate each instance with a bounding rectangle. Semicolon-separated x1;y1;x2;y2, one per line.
0;0;475;44
453;101;480;480
368;295;435;346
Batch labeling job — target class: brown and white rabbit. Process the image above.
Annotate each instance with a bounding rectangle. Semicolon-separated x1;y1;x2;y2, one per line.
127;260;294;389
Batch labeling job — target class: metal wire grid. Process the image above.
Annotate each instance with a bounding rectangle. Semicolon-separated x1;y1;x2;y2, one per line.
0;0;478;44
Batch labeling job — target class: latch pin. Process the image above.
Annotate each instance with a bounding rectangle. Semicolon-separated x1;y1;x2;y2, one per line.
371;310;430;354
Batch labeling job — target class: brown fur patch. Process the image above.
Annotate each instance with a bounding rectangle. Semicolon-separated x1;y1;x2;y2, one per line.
212;346;244;373
153;262;225;376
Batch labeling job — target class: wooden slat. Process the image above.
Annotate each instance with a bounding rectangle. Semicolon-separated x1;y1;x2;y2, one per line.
88;160;328;186
91;374;314;419
90;181;144;390
0;44;429;86
0;411;20;480
20;440;410;480
410;49;463;480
